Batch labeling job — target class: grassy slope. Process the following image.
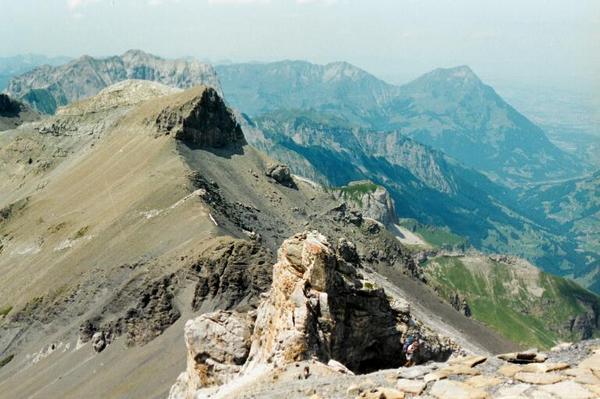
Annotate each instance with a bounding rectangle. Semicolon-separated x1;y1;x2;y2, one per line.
424;255;600;348
397;218;468;249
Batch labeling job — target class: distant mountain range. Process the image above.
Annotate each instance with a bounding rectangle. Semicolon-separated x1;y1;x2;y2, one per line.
5;50;220;114
4;52;597;291
217;61;585;185
0;54;70;91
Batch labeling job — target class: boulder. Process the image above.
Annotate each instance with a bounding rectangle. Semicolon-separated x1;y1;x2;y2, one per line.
91;331;106;353
169;310;253;398
265;163;297;188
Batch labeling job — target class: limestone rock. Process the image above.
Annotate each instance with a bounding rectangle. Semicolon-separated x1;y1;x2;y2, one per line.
513;371;564;384
564;367;600;385
521;362;569;373
448;355;487;368
244;231;454;374
338;182;397;227
498;363;522;377
397;364;437;379
496;383;531;397
498;351;547;364
464;375;503;389
539;380;595;398
579;352;600;371
396;378;426;394
359;387;405;399
265;163;297;188
174;310;253;398
430;380;488;399
327;359;354;375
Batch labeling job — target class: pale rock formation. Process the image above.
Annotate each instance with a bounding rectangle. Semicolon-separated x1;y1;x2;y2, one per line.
244;231;453;374
169;231;456;398
169;310;254;398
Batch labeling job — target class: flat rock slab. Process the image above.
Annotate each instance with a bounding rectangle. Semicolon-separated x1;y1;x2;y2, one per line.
439;364;481;376
397;364;436;379
396;379;426;394
497;383;532;397
430;380;488;399
424;370;449;383
538;380;596;399
464;375;503;389
448;355;487;368
514;372;564;385
580;353;600;371
498;364;522;377
564;367;600;385
521;362;569;373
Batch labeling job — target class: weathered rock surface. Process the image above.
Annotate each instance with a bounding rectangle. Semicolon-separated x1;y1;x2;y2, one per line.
265;162;297;188
430;380;488;399
155;86;246;148
333;181;397;227
180;310;253;394
169;231;457;398
244;231;453;373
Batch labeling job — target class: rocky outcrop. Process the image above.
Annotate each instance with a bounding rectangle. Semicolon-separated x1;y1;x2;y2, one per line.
169;231;456;398
265;162;297;188
155;87;246;148
188;238;272;312
244;230;451;374
0;93;39;130
333;181;397;227
0;93;21;117
6;49;221;114
169;310;254;397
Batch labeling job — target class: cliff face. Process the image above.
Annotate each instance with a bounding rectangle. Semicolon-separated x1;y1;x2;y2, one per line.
154;86;246;148
332;181;397;227
169;231;456;398
0;93;39;131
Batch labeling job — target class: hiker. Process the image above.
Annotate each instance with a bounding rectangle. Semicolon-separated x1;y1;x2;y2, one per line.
403;334;421;367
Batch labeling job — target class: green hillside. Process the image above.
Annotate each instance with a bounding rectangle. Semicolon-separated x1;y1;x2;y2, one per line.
423;254;600;348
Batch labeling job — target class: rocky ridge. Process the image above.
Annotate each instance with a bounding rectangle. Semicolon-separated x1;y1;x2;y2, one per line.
6;49;220;114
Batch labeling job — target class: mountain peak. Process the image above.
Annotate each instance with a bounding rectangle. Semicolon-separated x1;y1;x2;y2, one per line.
121;49;160;61
421;65;481;84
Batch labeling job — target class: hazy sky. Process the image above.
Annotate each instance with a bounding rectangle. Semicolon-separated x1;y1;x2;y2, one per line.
0;0;598;90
